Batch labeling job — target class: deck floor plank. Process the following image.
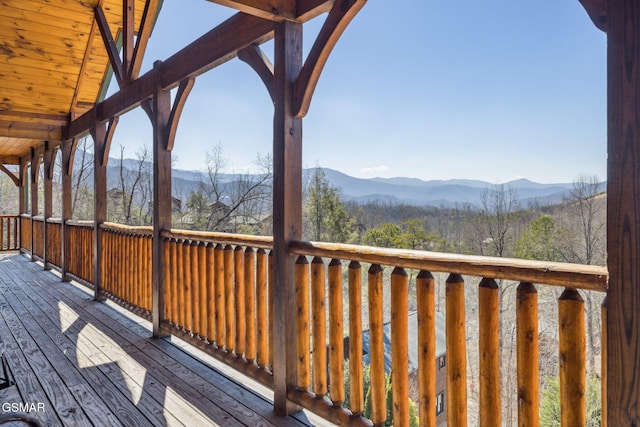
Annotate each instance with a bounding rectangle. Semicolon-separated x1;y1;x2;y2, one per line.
1;266;154;426
0;253;322;427
23;257;312;427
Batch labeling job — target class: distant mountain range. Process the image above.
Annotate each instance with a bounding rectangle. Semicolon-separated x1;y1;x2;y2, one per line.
305;168;596;208
82;152;603;209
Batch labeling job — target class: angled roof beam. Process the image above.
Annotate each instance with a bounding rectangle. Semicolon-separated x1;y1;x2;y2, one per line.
95;6;125;88
123;0;135;82
66;13;275;140
130;0;163;80
205;0;296;21
204;0;332;21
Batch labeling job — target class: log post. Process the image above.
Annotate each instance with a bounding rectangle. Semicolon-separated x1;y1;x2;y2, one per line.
151;60;172;337
43;141;54;270
30;148;40;261
272;20;303;415
91;122;109;300
606;1;640;423
60;140;73;281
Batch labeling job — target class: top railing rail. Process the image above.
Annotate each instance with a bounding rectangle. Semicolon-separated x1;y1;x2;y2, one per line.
289;240;608;292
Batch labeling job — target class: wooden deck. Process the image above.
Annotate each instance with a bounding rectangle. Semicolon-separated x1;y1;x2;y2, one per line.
0;252;327;427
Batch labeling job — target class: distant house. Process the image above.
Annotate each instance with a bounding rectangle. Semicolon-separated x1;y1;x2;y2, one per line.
358;311;447;425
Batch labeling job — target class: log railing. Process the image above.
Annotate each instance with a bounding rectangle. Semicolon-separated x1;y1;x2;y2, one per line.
45;218;62;268
159;229;275;388
101;223;153;315
11;219;609;426
66;221;95;286
32;216;44;259
287;240;608;426
0;215;19;251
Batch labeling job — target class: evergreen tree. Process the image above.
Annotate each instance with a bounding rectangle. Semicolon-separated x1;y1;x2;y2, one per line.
304;167;351;242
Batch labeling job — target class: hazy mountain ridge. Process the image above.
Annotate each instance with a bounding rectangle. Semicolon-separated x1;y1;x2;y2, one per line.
79;152;597;208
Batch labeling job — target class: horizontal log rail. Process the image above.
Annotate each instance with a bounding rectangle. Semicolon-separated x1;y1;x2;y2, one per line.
289;240;608;291
0;215;19;251
287;239;608;426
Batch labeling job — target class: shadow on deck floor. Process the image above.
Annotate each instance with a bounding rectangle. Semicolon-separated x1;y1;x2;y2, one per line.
0;253;332;427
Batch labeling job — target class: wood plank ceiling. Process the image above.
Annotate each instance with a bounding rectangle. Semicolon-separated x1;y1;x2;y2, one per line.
0;0;153;164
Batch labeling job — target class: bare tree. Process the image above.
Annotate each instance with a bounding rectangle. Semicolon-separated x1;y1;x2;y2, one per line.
559;174;606;374
115;144;151;225
71;137;94;220
478;184;520;257
189;143;272;233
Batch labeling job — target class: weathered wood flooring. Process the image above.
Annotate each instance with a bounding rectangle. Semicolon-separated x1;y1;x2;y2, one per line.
0;253;326;427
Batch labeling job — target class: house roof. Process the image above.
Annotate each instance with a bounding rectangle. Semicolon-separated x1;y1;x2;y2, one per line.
362;311;447;373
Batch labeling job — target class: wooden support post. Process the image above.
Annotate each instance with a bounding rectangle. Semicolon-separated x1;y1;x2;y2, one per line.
43;141;54;270
92;123;108;301
30;148;40;261
18;161;25;215
272;20;303;416
151;60;172;338
61;140;73;281
606;1;640;424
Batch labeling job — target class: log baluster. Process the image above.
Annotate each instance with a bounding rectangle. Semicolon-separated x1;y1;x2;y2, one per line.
328;258;344;406
224;245;234;352
368;264;385;425
348;260;364;416
256;248;268;368
517;282;538;426
206;242;215;342
163;238;171;320
416;270;436;427
295;256;310;390
311;257;327;397
559;288;586;426
446;273;467;426
479;277;501;426
176;239;185;329
245;247;256;363
235;246;246;356
190;240;200;336
214;244;225;347
391;267;409;426
182;240;192;332
198;242;207;338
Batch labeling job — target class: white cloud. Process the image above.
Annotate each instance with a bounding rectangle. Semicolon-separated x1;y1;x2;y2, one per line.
360;165;390;174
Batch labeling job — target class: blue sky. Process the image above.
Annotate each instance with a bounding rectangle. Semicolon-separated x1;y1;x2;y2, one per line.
110;0;607;184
